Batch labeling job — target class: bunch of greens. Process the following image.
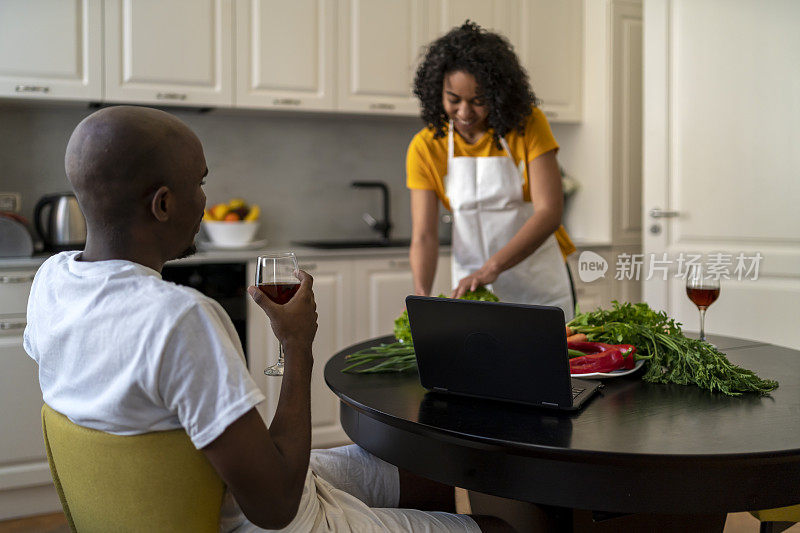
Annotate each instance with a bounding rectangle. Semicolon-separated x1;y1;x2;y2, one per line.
567;301;778;396
343;287;500;373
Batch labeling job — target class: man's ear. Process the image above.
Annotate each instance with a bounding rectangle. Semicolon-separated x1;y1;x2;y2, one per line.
150;186;171;222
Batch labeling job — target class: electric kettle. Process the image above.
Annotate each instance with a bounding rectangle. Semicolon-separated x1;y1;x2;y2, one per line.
34;193;87;251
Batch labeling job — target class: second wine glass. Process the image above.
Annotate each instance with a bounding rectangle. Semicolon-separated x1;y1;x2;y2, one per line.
256;252;300;376
686;263;720;342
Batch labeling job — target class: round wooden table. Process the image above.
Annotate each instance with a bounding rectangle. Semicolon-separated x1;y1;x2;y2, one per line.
324;333;800;514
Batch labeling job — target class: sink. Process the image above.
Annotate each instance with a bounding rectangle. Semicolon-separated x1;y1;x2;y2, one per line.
292;239;411;249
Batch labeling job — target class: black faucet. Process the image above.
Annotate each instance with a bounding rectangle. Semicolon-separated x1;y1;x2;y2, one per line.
351;181;392;241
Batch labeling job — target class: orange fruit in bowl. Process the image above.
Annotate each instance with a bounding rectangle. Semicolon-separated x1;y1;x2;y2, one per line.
223;212;241;222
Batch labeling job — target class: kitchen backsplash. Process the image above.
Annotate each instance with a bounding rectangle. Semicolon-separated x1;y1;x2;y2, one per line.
0;103;424;243
0;102;584;246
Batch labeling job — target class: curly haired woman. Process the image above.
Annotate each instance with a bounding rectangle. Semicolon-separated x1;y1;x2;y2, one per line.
407;21;575;318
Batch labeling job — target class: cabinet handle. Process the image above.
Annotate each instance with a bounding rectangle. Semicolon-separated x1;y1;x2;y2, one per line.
156;92;187;101
0;274;35;284
273;98;301;106
299;263;317;272
15;85;50;93
649;208;681;219
389;260;411;269
0;321;26;331
369;103;395;111
543;110;558;118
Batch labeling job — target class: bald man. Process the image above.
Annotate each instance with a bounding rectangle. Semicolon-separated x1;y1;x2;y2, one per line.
24;107;510;532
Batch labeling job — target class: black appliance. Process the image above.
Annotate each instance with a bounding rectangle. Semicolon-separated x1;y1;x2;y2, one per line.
161;262;249;364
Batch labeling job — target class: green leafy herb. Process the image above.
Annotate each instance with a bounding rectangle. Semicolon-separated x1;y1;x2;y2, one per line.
344;288;500;373
567;301;778;396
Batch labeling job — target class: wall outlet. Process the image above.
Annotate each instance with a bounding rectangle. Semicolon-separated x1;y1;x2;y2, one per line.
0;193;21;213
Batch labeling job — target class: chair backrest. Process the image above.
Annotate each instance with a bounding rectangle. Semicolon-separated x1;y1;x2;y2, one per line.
750;504;800;523
42;404;225;533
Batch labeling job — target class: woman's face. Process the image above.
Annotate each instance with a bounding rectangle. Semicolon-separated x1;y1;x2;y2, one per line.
442;71;489;139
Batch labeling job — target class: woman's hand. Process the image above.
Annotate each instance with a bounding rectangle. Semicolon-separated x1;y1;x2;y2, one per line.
451;262;501;298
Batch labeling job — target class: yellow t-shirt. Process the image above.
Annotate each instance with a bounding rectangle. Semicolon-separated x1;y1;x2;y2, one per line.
406;107;559;211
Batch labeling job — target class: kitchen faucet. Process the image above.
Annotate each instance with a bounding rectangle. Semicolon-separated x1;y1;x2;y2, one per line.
351;181;392;241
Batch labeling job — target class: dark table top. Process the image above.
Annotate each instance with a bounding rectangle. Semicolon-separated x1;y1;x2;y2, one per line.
324;333;800;513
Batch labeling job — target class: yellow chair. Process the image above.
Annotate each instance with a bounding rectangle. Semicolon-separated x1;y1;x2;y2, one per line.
750;505;800;533
42;404;226;533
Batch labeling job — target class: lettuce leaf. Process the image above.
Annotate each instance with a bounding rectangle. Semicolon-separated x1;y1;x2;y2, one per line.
394;288;500;343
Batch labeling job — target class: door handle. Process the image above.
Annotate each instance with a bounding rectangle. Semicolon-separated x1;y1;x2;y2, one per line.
649;208;681;219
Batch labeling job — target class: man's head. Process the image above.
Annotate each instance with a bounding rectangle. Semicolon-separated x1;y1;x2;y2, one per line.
65;106;207;263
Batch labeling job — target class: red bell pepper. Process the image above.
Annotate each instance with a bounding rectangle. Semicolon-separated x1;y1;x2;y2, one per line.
567;341;637;374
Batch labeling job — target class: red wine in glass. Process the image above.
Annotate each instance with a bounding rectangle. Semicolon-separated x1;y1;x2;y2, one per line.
686;264;720;342
686;287;720;308
256;252;299;376
258;282;300;304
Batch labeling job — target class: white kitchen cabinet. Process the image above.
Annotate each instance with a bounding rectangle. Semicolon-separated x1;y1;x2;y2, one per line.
235;0;336;111
337;0;427;115
104;0;233;106
0;269;61;521
513;0;583;122
426;0;582;122
246;252;450;448
246;258;353;448
0;0;102;101
353;254;451;340
426;0;520;49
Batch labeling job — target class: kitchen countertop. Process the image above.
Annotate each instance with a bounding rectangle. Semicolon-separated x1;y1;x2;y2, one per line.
0;242;449;270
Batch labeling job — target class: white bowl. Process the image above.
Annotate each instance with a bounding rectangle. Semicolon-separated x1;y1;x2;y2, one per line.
202;221;259;247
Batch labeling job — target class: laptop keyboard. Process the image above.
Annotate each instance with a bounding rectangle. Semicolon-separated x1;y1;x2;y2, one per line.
572;386;586;400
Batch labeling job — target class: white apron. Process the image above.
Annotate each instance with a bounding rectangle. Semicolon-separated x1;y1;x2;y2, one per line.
445;122;573;320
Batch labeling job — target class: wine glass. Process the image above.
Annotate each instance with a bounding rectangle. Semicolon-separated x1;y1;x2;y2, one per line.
256;252;300;376
686;263;720;342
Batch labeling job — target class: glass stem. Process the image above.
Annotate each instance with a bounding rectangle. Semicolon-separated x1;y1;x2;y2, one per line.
278;343;285;365
698;308;707;341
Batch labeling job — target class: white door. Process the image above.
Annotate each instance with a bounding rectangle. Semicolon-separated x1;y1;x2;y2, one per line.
337;0;426;115
246;259;352;448
104;0;233;106
0;0;102;100
235;0;335;111
643;0;800;349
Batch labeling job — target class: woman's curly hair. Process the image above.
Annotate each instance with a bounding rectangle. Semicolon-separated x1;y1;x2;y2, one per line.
413;21;539;148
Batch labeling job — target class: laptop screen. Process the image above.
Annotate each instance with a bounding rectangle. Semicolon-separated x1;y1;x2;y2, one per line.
406;296;596;409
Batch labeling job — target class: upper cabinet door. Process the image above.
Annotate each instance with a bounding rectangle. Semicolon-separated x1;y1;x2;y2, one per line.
427;0;519;46
0;0;102;101
104;0;233;106
235;0;335;111
514;0;583;122
337;0;426;116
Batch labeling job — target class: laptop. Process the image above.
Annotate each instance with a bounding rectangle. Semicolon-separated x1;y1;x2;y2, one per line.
405;296;601;411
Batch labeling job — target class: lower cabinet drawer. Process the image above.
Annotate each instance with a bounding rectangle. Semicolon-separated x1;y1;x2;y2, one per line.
0;335;46;466
0;271;36;316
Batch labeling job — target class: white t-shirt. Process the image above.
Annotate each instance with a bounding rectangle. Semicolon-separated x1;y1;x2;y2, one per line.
24;251;265;449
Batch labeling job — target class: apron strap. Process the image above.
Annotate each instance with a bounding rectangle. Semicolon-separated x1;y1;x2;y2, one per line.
447;120;455;162
498;137;514;164
448;121;515;163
